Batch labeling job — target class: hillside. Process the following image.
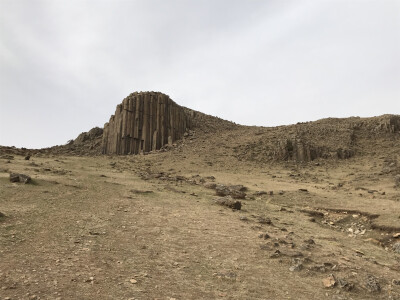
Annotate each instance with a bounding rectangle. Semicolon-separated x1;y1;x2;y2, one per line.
1;95;400;299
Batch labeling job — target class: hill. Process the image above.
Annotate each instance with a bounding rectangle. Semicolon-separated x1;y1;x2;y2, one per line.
0;92;399;299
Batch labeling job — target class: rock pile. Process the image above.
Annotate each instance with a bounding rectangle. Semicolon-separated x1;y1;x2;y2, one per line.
102;92;191;155
74;127;103;145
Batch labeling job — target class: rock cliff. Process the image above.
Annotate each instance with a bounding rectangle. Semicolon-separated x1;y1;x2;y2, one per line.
234;115;400;163
102;92;191;154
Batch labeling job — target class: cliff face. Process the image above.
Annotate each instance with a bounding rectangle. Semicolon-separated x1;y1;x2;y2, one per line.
102;92;191;154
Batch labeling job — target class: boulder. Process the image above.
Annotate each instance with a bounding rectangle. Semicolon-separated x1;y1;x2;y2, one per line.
214;198;242;210
215;184;247;199
204;182;217;189
393;242;400;254
395;174;400;188
215;185;230;197
10;173;31;184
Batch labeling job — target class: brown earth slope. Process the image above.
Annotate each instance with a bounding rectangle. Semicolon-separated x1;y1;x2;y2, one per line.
0;108;399;299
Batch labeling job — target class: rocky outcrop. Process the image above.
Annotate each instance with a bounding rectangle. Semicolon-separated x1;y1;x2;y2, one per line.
10;173;31;184
102;92;191;155
74;127;103;145
275;138;323;162
234;115;399;163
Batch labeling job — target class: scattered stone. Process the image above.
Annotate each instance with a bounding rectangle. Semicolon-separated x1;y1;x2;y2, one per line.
230;189;246;199
254;191;267;196
299;188;308;192
364;275;380;292
289;258;303;272
278;190;285;195
24;155;31;160
230;185;247;192
393;233;400;238
214;198;241;210
304;239;315;245
270;249;281;258
393;242;400;254
300;209;324;218
395;174;400;187
392;279;400;286
129;279;137;284
215;185;230;197
9;173;31;184
130;189;153;194
309;264;327;273
0;155;14;160
258;233;270;239
204;182;217;189
259;243;273;250
286;251;303;257
215;184;246;199
337;278;354;291
258;217;272;225
354;249;365;256
322;274;336;288
85;276;94;283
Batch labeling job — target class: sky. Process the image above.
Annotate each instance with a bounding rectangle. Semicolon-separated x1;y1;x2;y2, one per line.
1;0;399;148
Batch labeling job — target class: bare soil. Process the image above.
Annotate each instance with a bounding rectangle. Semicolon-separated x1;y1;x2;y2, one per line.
1;117;400;300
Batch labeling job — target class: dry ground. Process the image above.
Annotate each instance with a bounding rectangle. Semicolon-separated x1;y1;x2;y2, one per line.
1;128;400;299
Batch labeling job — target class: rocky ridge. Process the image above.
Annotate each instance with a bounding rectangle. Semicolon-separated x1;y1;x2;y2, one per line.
234;114;400;163
0;91;399;164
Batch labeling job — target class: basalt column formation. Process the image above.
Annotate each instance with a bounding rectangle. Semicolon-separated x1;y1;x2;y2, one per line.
102;92;191;155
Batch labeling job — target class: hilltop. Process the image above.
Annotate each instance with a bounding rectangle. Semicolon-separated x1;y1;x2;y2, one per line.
0;93;399;299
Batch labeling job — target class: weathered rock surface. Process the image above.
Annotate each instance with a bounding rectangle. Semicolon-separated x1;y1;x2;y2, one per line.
75;127;103;145
393;242;400;253
215;184;247;199
235;114;400;163
395;174;400;188
364;274;381;292
214;198;242;210
10;173;31;184
102;92;191;154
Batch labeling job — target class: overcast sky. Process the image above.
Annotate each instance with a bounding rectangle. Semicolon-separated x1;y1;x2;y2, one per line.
1;0;399;148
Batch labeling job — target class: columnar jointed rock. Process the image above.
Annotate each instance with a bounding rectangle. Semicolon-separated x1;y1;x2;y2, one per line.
102;92;191;154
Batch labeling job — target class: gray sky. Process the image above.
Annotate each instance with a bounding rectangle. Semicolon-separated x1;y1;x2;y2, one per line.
1;0;399;148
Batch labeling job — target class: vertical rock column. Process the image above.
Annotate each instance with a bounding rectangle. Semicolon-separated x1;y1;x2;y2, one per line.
102;92;190;154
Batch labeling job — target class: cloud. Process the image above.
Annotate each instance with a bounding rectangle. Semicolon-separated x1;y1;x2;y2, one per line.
1;0;399;148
